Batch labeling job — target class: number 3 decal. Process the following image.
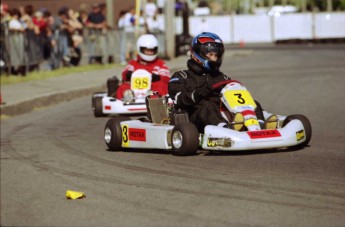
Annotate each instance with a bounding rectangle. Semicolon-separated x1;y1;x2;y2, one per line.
234;93;245;104
122;125;129;147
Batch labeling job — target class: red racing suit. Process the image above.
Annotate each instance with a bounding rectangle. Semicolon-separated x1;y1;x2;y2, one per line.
116;56;171;99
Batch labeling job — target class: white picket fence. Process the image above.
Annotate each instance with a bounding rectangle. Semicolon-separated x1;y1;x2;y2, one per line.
173;12;345;43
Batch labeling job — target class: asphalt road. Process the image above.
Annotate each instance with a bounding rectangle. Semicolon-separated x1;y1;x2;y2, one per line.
1;45;345;227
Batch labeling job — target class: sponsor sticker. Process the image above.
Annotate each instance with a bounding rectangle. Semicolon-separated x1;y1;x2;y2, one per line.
296;130;305;141
247;130;281;139
207;138;232;147
128;128;146;141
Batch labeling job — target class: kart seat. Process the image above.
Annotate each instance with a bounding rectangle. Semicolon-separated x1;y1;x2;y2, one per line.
146;96;170;124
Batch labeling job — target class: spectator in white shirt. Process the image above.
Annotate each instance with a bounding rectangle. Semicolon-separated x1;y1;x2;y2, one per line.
145;0;158;18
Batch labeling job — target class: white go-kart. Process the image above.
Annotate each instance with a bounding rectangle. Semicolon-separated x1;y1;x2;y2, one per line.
104;80;312;155
92;69;152;117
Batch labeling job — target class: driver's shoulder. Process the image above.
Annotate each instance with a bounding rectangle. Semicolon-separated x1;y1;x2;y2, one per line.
173;69;190;79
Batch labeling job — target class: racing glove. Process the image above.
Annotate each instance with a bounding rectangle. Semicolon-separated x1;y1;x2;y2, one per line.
125;71;133;81
151;73;160;82
193;86;213;103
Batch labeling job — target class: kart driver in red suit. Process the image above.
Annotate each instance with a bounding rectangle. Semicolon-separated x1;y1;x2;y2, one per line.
116;34;171;99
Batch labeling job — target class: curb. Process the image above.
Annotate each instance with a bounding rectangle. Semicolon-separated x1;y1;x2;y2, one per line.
0;84;106;118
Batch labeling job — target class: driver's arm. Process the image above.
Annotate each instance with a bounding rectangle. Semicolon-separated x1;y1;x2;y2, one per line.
168;71;198;107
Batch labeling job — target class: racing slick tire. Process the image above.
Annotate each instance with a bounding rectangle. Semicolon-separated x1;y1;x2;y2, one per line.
92;92;105;110
107;76;120;97
254;100;265;121
94;97;106;117
104;117;130;151
171;123;199;156
282;114;312;148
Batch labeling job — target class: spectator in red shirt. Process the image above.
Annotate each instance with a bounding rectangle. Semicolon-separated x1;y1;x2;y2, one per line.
32;10;47;33
116;34;170;99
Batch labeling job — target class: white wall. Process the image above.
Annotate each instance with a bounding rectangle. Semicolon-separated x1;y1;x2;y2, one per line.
172;12;345;44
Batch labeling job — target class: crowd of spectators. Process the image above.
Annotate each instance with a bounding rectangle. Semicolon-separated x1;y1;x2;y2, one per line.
0;1;166;76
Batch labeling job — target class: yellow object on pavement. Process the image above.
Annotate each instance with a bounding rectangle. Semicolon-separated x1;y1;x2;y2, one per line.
66;190;86;199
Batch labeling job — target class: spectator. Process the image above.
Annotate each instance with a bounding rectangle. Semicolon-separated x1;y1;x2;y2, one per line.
156;0;166;14
117;10;127;65
145;0;158;18
1;3;10;70
33;10;48;34
77;9;89;27
8;8;25;32
8;7;26;75
86;3;106;29
20;5;39;34
67;8;83;66
146;11;162;34
86;3;106;64
123;6;136;61
53;6;74;66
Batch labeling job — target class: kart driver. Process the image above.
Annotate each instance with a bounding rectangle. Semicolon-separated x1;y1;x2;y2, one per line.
168;32;231;133
116;34;171;99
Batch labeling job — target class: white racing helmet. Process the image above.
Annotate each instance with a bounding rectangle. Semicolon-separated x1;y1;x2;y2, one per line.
137;34;158;62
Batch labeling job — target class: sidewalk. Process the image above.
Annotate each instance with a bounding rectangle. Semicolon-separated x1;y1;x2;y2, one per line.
0;55;189;117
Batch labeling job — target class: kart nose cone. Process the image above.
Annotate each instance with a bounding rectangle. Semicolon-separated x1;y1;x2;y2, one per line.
104;128;112;144
172;131;183;148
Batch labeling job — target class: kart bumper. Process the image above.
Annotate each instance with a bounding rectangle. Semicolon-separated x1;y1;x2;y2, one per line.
202;119;307;151
102;96;147;115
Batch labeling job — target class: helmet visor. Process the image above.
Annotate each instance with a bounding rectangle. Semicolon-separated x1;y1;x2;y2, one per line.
140;47;158;56
199;43;224;62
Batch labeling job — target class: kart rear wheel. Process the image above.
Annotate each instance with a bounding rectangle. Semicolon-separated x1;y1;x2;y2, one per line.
107;77;120;97
94;97;106;117
104;117;130;151
92;92;105;110
171;123;199;156
282;114;312;148
254;100;265;121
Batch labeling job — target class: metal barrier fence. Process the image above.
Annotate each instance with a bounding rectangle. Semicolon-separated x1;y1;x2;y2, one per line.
0;25;166;75
1;26;44;75
0;26;123;75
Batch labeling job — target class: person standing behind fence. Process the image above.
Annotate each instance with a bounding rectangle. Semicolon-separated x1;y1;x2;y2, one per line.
8;8;26;75
86;3;106;64
145;0;158;19
20;5;39;34
123;6;136;62
53;7;73;66
67;8;83;66
117;10;127;65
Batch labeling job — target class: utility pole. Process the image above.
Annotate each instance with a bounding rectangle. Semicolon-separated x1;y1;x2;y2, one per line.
106;0;114;28
165;0;175;59
327;0;333;11
301;0;307;12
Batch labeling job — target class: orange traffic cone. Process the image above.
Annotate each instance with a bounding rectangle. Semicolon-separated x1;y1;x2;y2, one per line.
239;39;245;48
0;94;5;105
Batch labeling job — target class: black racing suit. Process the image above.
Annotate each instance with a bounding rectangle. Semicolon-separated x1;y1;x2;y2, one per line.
168;59;231;132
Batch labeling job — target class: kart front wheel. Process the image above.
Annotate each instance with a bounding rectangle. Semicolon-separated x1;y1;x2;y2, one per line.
282;114;312;148
104;117;130;151
171;123;199;156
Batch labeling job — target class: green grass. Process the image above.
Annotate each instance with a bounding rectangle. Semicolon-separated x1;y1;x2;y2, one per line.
0;64;119;85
